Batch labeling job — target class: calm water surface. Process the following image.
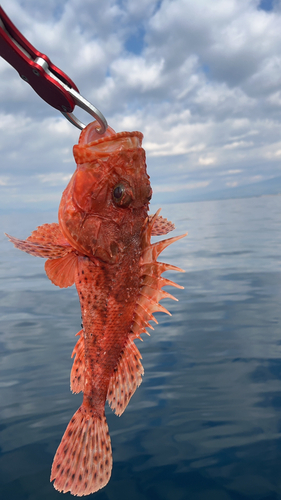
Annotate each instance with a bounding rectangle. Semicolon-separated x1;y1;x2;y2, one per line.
1;195;281;500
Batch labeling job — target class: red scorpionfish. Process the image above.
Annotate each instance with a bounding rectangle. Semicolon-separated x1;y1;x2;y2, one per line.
7;122;186;496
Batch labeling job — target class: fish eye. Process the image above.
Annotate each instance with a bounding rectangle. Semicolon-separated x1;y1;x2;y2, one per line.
112;183;132;207
113;184;124;200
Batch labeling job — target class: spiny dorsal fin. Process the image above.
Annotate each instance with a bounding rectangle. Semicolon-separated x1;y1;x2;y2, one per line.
131;211;187;339
149;214;175;236
141;232;187;266
107;337;144;416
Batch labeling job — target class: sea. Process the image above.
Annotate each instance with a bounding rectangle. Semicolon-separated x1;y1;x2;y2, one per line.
1;194;281;500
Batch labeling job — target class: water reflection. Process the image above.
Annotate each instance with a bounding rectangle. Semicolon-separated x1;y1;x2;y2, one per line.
1;196;281;499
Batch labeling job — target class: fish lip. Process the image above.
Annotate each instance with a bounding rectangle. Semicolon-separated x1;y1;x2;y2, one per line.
73;131;144;165
80;130;143;148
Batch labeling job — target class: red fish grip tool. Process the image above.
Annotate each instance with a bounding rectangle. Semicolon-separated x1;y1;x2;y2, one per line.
0;6;107;133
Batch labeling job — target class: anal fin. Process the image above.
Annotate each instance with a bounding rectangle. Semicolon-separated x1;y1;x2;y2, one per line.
70;330;85;393
107;337;144;416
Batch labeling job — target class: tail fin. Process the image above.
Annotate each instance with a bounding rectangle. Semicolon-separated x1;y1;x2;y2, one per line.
51;406;112;496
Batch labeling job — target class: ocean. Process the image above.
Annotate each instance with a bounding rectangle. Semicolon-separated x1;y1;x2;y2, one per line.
1;194;281;500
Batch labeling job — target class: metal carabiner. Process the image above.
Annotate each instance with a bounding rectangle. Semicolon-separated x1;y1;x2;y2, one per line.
0;7;107;133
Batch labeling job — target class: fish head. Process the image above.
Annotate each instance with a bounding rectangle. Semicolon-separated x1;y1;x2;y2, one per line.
59;121;152;263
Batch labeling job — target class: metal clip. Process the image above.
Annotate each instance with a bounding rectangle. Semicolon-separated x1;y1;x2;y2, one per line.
0;6;107;133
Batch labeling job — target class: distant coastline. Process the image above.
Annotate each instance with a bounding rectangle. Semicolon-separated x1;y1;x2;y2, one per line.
152;175;281;205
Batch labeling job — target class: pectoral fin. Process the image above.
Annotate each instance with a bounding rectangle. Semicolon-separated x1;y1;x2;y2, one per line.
6;233;71;259
5;223;72;259
27;223;70;247
45;252;77;288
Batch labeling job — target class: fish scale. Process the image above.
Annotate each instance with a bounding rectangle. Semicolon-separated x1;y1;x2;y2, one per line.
75;253;140;412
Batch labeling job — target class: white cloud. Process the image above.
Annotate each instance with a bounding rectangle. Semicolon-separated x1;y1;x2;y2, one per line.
226;181;238;187
0;176;10;186
198;157;216;166
36;173;72;185
223;141;254;149
1;0;281;209
111;56;165;91
224;169;243;175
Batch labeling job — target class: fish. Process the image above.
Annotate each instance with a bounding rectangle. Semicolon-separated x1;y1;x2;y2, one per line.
6;121;186;496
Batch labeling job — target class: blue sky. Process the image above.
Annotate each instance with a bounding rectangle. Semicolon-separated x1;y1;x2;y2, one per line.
1;0;281;210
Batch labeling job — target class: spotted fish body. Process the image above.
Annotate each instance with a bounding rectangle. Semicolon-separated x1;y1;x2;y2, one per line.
7;122;186;496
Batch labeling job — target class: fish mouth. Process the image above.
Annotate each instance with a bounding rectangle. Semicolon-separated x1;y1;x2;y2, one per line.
73;122;143;165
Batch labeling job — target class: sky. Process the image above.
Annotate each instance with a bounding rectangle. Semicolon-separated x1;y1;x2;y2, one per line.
1;0;281;210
